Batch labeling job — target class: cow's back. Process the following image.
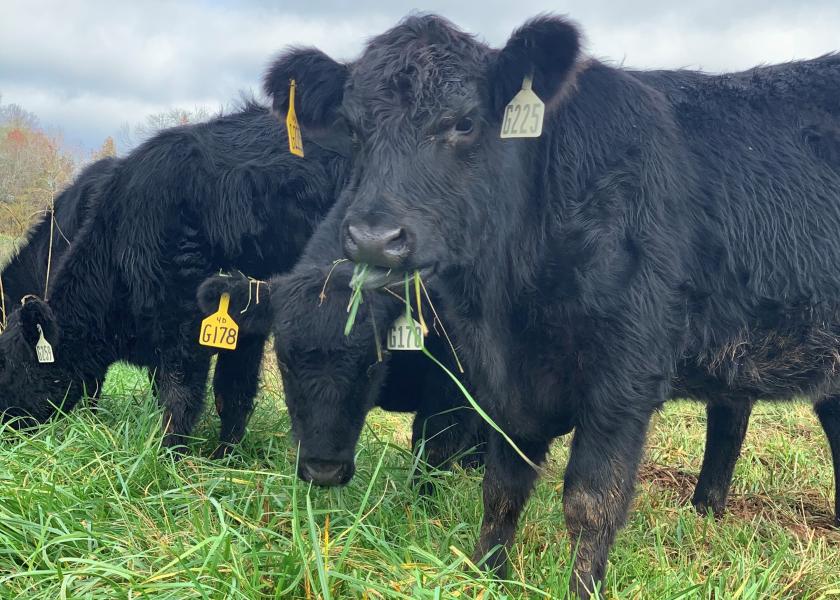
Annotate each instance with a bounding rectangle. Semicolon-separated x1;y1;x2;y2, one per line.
637;57;840;399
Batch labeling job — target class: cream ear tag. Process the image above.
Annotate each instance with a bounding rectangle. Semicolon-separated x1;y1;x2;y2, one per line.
387;314;424;351
286;79;305;157
35;324;54;364
500;75;545;139
199;293;239;350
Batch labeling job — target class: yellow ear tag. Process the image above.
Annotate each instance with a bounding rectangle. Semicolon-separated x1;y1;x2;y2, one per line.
35;324;54;364
286;79;305;157
500;75;545;139
200;293;239;350
386;314;424;351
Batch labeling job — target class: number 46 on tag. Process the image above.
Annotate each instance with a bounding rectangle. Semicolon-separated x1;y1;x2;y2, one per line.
200;293;239;350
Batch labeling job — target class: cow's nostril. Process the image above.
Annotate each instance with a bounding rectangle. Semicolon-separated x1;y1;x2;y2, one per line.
344;222;411;268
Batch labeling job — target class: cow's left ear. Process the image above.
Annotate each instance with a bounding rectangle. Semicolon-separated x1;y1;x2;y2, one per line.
18;298;59;349
263;47;350;129
488;16;582;116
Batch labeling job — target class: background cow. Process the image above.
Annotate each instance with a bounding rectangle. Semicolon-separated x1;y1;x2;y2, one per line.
0;82;349;455
266;14;840;598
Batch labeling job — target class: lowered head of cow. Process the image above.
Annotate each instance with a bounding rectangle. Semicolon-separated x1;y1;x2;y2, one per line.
198;267;396;487
266;14;582;285
0;296;76;426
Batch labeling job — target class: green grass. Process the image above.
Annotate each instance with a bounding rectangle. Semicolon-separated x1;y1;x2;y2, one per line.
0;234;16;264
1;362;839;599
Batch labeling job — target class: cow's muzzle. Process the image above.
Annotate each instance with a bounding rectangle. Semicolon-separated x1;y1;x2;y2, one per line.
298;458;355;487
343;222;410;269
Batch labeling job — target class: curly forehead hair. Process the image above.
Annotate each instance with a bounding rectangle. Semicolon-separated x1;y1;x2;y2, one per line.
347;14;492;116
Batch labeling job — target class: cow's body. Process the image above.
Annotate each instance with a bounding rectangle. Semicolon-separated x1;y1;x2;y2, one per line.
0;102;347;454
274;14;840;596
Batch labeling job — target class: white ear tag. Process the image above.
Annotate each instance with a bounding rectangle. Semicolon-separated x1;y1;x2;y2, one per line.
500;75;545;139
386;314;424;351
35;324;54;364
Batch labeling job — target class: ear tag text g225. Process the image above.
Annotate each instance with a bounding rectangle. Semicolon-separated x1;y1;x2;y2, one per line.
286;79;305;157
500;75;544;139
199;293;239;350
387;314;424;351
35;324;54;364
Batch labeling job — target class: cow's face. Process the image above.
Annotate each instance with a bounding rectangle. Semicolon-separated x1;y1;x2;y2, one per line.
268;15;581;282
270;269;394;487
0;298;75;425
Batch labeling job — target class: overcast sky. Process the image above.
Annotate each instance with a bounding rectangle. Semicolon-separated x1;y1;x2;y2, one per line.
2;0;838;153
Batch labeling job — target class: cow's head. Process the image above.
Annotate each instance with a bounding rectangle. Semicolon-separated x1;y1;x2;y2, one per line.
198;267;397;486
0;297;78;425
269;15;582;282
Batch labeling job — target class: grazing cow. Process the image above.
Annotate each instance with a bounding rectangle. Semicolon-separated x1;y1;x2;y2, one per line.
0;80;349;455
197;198;484;485
268;14;840;597
1;157;119;326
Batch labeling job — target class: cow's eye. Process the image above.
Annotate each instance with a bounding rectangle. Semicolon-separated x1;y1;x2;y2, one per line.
453;117;474;135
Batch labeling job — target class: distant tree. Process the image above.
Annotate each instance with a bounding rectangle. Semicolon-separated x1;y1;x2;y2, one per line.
92;136;116;161
0;99;75;237
118;106;212;152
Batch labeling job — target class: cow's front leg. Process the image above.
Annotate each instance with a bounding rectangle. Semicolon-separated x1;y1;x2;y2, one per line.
814;395;840;526
212;333;267;458
563;410;652;599
157;352;212;452
471;432;549;574
692;398;754;516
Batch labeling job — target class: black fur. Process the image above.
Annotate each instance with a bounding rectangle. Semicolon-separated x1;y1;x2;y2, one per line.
0;100;348;455
282;13;840;596
197;201;484;487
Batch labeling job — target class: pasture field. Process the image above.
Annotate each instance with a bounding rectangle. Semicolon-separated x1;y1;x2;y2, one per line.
1;358;839;600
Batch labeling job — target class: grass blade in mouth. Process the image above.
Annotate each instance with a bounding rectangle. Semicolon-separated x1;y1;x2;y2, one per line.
344;263;369;336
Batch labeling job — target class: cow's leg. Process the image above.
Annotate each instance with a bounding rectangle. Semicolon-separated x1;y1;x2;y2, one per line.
563;412;652;599
470;432;549;574
692;399;754;517
814;395;840;526
211;334;267;458
157;352;212;452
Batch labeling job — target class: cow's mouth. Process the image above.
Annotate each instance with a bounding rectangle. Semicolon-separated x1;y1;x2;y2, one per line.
352;265;436;291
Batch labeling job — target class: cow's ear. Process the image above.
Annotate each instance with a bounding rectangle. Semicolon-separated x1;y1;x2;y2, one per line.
263;48;349;129
488;16;582;116
19;298;59;349
197;274;275;336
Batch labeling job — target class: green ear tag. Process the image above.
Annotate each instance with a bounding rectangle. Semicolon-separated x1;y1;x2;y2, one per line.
500;75;545;139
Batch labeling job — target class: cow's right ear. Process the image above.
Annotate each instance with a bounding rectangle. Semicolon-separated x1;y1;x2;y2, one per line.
197;274;275;336
263;48;349;129
488;16;582;117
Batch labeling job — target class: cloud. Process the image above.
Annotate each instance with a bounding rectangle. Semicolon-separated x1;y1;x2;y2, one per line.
1;0;838;152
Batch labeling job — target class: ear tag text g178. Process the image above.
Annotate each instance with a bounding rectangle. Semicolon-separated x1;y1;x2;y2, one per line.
387;314;424;351
200;293;239;350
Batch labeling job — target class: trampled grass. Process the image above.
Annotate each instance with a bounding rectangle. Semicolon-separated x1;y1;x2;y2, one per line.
1;361;839;599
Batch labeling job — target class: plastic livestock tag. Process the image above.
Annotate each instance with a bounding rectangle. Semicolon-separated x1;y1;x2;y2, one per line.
286;79;305;157
35;324;54;363
200;293;239;350
387;314;424;351
500;75;545;139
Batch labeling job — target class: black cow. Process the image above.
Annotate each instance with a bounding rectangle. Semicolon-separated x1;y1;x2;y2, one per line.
197;195;484;485
1;156;118;325
267;14;840;597
0;87;348;455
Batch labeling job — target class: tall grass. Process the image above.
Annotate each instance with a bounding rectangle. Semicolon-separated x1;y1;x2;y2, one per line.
1;362;838;599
